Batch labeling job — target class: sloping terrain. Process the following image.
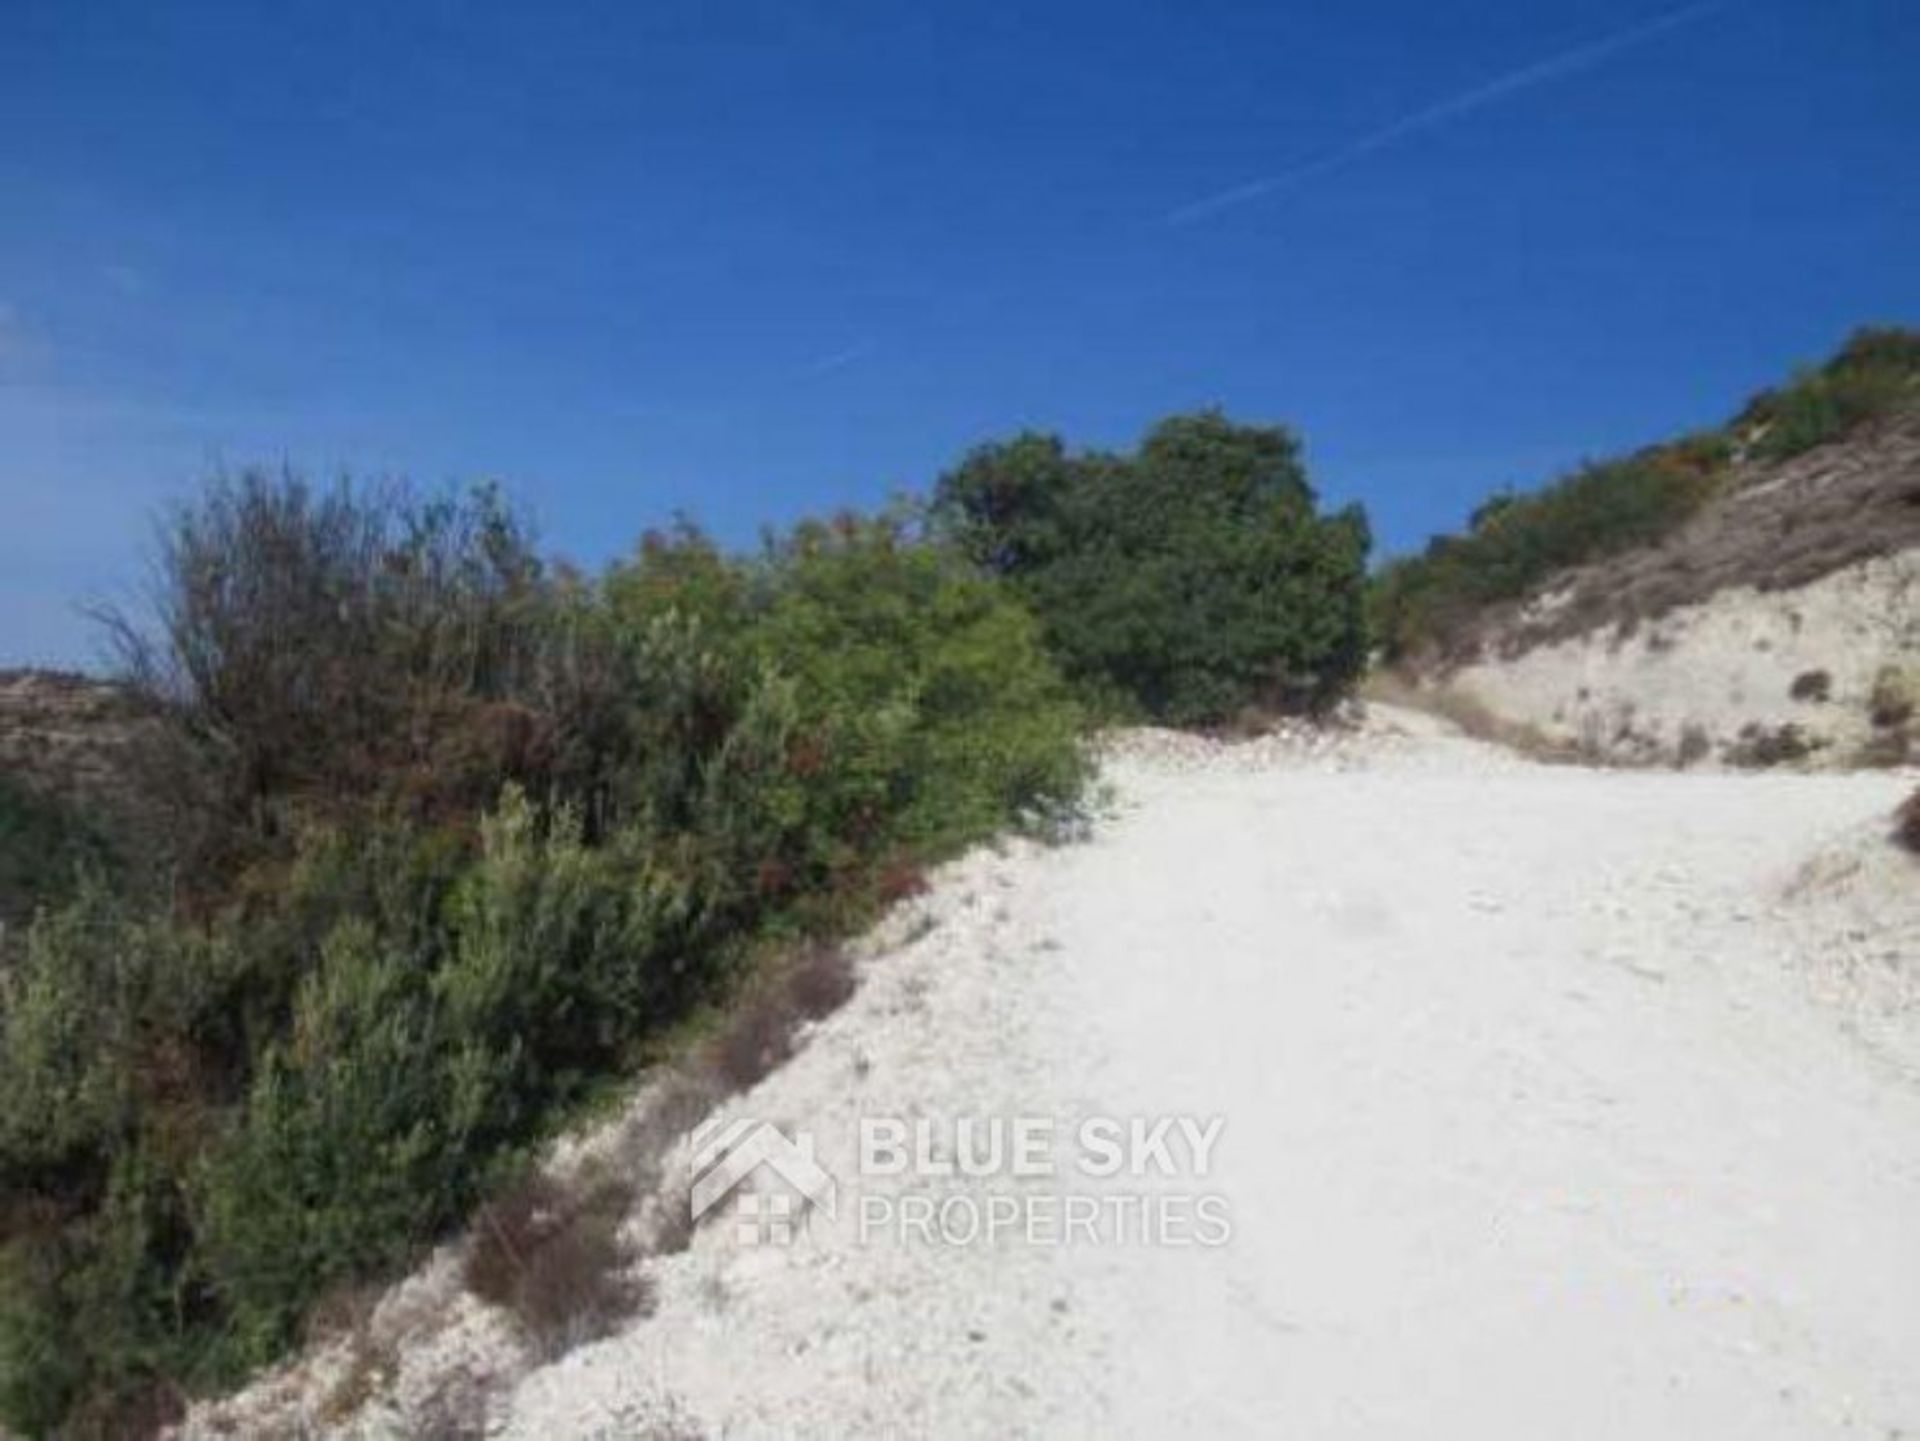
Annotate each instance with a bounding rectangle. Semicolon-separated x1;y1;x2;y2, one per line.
0;669;147;803
1405;407;1920;767
178;713;1920;1438
0;670;151;934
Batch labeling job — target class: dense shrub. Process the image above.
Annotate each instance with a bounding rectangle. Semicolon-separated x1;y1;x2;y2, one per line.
934;411;1372;725
0;774;114;943
743;513;1091;854
0;474;1087;1433
1735;328;1920;463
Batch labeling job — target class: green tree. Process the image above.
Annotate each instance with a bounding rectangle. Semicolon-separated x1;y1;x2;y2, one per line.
935;411;1371;725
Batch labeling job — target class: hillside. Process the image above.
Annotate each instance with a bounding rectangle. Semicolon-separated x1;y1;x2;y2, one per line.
5;366;1918;1436
1377;330;1920;768
0;670;149;938
0;670;146;800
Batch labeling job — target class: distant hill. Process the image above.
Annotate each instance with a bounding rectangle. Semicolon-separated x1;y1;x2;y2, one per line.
0;670;148;936
0;669;146;798
1374;328;1920;768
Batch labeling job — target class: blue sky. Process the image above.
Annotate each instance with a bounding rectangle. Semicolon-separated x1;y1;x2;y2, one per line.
2;0;1916;666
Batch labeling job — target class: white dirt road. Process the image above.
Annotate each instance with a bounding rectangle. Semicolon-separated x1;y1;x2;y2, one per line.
1048;728;1920;1439
196;712;1920;1438
491;713;1920;1439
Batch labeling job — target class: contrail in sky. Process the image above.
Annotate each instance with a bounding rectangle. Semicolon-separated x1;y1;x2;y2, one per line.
1166;0;1729;226
795;338;879;378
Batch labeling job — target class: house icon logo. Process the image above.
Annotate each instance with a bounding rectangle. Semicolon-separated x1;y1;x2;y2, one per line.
689;1118;837;1245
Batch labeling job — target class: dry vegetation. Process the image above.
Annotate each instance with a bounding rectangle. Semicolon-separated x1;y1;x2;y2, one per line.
1897;790;1920;856
1358;671;1588;764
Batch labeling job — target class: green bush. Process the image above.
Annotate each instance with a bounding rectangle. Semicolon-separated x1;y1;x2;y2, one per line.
600;513;1089;891
0;474;1088;1433
0;1160;193;1438
0;888;142;1195
1736;327;1920;463
0;886;251;1432
191;920;444;1362
934;411;1372;725
745;514;1090;854
0;775;114;942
